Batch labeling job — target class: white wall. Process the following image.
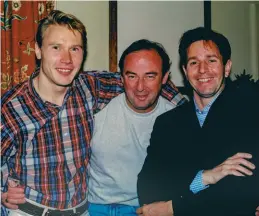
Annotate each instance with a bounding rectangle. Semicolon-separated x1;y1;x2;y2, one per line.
56;1;109;71
212;1;259;80
55;2;259;82
118;1;204;86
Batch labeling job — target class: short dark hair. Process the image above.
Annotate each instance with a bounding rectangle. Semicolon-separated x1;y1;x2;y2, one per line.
179;27;231;67
36;10;87;66
119;39;171;77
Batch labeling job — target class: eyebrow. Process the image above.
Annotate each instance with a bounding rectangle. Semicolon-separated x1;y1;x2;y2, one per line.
187;57;197;62
207;54;219;58
125;71;136;75
48;43;83;48
71;44;83;48
145;72;158;75
187;54;220;62
125;71;158;75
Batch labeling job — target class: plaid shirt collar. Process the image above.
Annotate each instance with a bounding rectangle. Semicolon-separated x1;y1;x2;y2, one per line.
27;69;78;108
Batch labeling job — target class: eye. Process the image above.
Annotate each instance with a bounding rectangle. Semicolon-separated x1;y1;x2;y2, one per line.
188;59;198;66
189;61;197;66
71;47;81;52
128;75;136;79
52;45;59;50
208;58;217;63
146;75;155;80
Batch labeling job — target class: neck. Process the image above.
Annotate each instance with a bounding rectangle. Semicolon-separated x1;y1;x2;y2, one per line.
193;78;226;110
193;85;224;110
193;94;211;110
33;75;68;106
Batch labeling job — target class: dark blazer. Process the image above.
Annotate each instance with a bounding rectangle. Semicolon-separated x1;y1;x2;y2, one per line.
138;81;259;216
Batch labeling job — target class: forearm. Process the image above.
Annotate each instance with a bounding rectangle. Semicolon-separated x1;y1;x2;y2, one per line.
1;163;9;192
161;80;187;106
84;71;124;113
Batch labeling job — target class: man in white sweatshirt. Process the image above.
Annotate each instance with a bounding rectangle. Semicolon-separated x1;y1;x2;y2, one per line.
87;39;186;216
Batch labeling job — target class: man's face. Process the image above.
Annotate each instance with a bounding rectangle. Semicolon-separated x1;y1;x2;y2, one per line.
35;25;83;88
121;49;169;113
183;40;232;99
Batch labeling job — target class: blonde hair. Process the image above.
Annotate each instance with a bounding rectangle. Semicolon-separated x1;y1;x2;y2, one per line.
36;10;87;64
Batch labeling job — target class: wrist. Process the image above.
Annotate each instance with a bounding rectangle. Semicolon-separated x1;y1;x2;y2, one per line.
202;170;214;185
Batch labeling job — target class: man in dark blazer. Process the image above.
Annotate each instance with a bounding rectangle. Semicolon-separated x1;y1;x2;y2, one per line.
137;27;259;216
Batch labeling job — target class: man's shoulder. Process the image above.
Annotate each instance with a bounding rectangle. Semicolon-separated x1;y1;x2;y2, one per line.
156;100;190;123
79;70;121;80
1;81;30;108
95;93;123;112
227;78;259;95
159;96;177;110
224;80;259;108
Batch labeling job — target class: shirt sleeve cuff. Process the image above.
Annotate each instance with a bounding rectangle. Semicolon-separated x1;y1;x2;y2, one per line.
189;170;209;194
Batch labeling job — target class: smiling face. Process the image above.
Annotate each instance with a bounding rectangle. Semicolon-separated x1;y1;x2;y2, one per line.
183;40;232;107
121;49;169;113
35;25;83;91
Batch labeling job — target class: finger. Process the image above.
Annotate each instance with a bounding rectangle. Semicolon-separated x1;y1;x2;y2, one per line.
256;206;259;211
229;153;252;160
230;165;253;176
4;203;19;210
136;207;143;214
7;187;25;200
6;192;25;200
237;158;255;169
8;186;25;193
6;197;26;205
3;199;19;210
221;164;251;176
226;158;255;169
230;170;245;176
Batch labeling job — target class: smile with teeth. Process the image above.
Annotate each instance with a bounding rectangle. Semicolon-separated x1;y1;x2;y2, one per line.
136;95;148;100
198;78;213;82
57;68;73;73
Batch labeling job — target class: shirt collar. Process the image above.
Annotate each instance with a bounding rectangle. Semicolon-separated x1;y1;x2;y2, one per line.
28;68;77;106
28;69;41;100
194;88;223;113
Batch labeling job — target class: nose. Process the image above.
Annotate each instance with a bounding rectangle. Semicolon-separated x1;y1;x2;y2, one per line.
136;78;144;92
61;50;72;64
199;61;208;74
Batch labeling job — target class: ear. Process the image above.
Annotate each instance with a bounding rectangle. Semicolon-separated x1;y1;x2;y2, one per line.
35;43;42;60
162;71;170;84
121;74;124;84
182;65;187;77
224;60;232;78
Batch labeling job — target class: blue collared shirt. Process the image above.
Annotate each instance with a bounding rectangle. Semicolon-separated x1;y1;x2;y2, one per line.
194;90;221;127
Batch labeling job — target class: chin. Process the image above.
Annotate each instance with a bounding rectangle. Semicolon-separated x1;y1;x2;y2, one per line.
57;81;73;87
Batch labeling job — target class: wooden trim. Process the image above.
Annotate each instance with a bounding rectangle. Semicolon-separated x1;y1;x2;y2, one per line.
204;0;211;29
109;1;117;72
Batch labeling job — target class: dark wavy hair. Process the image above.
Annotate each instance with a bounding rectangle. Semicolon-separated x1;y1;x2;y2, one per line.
179;27;231;68
119;39;171;77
